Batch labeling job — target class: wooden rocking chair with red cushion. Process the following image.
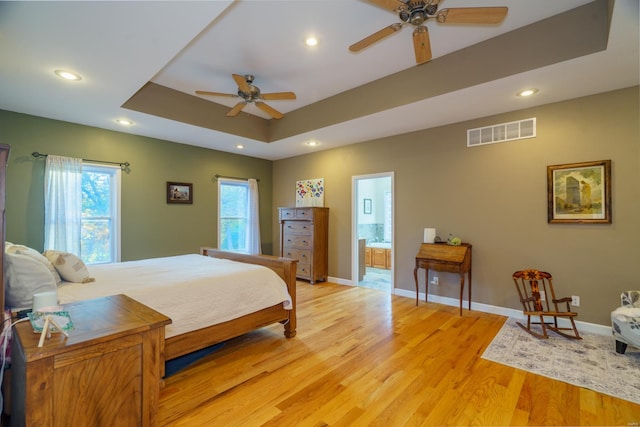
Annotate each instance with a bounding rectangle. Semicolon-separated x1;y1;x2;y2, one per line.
512;269;582;340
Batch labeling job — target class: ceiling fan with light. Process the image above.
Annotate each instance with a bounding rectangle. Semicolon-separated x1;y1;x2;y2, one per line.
195;74;296;119
349;0;508;65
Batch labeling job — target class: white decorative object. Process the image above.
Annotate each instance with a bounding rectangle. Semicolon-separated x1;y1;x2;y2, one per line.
32;291;58;312
423;228;436;243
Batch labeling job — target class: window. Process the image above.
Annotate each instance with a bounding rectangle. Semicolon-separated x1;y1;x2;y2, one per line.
218;179;249;252
81;163;121;264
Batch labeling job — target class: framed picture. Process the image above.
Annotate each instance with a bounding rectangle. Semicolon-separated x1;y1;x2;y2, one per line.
167;182;193;204
547;160;611;224
295;178;324;207
363;198;372;214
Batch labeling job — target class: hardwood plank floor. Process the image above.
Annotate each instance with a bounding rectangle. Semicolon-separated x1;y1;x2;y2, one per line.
159;282;640;426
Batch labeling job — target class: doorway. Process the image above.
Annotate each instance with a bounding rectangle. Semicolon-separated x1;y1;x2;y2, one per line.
352;172;394;292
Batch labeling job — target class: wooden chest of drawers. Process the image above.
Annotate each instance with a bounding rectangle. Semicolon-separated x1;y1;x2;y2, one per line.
279;207;329;284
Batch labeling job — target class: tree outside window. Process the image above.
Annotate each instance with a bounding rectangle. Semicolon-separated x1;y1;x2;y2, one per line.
81;164;120;263
218;180;249;252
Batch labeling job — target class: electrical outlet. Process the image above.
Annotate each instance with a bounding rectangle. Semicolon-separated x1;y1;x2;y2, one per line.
430;276;439;285
571;295;580;307
539;291;546;301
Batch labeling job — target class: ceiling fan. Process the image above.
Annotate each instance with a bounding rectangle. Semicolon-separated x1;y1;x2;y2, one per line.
349;0;508;65
195;74;296;119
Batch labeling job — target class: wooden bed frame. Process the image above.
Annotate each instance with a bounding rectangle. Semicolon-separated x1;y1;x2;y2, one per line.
162;247;298;360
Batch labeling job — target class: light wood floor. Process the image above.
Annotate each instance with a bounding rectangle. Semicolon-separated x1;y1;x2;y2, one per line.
159;282;640;426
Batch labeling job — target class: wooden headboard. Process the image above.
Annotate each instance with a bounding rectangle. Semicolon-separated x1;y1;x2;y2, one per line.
0;144;10;311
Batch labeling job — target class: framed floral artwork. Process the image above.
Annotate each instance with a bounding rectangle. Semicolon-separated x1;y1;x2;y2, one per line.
547;160;611;223
296;178;324;207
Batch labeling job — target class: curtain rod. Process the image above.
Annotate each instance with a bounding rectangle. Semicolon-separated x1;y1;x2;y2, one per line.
214;174;260;182
32;152;130;170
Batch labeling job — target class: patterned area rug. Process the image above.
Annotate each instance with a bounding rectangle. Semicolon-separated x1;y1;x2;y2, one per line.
482;318;640;404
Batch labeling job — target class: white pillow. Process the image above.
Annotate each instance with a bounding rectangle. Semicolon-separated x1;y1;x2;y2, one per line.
43;250;95;283
5;252;57;309
6;244;62;285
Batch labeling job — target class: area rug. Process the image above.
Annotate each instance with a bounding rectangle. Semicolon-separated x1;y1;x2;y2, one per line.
482;318;640;404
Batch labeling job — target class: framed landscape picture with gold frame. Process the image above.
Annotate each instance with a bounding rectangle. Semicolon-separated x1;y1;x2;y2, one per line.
547;160;611;224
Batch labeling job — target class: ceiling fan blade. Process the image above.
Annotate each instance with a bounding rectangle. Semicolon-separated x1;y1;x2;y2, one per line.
232;73;251;93
227;102;246;117
195;90;237;98
261;92;296;101
349;23;403;52
437;7;508;24
367;0;404;12
412;26;432;64
255;101;284;120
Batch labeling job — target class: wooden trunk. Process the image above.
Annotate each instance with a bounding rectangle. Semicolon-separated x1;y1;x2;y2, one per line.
10;295;171;427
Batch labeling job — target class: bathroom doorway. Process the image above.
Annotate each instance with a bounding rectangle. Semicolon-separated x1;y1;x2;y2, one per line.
352;172;393;292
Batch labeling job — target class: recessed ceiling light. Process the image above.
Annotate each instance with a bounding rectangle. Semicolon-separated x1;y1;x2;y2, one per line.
116;119;133;126
54;69;82;81
306;140;319;146
517;88;539;97
305;37;318;47
236;144;245;149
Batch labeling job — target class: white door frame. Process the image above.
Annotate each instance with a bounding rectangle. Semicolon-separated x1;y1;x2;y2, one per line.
351;172;394;290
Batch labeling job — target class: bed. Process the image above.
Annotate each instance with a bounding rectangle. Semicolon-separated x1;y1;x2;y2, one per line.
4;244;298;361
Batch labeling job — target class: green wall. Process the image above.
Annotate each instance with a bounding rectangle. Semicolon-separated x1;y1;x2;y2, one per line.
272;86;640;326
1;110;274;260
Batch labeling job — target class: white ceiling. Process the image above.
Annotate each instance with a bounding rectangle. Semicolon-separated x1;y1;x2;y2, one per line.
0;0;638;161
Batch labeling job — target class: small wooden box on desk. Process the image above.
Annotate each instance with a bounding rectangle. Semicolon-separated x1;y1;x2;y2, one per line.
10;294;171;427
413;243;472;316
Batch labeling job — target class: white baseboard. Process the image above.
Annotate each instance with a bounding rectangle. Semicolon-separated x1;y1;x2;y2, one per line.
327;276;611;336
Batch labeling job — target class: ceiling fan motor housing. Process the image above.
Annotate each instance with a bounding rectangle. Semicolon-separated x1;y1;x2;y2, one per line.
238;86;261;102
237;75;261;102
399;1;437;26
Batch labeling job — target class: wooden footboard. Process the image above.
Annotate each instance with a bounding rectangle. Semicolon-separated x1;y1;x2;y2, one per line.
163;248;297;361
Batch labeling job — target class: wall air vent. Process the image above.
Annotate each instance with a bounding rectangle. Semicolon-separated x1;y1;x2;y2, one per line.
467;118;536;147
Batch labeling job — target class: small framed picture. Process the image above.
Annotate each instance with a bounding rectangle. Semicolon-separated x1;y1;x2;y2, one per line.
547;160;611;223
363;198;372;214
167;182;193;204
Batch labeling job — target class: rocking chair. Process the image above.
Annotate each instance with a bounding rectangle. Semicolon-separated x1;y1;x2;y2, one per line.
512;269;581;340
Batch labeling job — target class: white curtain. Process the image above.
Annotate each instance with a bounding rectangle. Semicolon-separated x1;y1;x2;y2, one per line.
44;155;83;255
246;178;261;254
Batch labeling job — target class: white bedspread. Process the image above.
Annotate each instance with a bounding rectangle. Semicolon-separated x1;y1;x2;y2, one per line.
57;254;292;338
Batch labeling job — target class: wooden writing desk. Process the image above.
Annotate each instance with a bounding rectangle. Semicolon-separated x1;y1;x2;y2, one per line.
413;243;472;315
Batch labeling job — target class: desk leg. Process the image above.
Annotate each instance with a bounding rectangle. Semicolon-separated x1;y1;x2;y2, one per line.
413;267;419;306
468;270;472;311
458;274;465;316
424;269;429;303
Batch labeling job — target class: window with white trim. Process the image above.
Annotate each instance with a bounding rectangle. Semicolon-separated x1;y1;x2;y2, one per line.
218;179;249;252
81;163;121;264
